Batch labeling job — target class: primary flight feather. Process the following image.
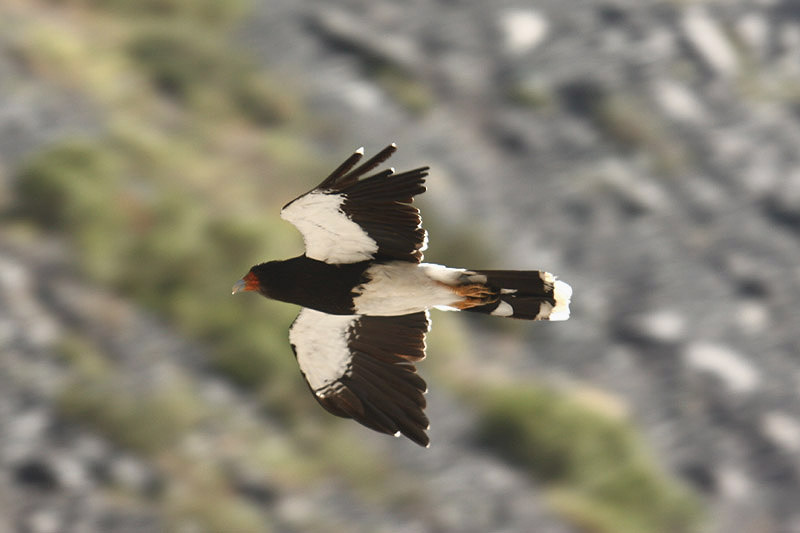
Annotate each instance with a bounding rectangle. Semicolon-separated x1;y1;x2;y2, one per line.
232;144;571;447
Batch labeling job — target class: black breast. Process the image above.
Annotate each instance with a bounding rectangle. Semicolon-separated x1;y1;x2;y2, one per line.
252;256;371;315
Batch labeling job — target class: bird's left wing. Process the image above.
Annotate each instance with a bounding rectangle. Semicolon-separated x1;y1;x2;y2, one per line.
289;307;431;447
280;144;429;264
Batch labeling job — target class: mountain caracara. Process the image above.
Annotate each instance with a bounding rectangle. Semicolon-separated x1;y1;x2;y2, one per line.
233;144;571;447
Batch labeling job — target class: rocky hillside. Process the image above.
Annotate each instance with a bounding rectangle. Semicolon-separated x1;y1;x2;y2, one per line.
2;1;800;532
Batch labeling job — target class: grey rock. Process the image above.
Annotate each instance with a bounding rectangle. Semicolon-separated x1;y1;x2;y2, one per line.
684;342;760;395
765;168;800;229
735;12;770;59
108;456;154;495
14;459;59;491
622;309;687;345
652;80;708;123
307;7;422;73
761;412;800;454
497;8;549;56
681;6;740;77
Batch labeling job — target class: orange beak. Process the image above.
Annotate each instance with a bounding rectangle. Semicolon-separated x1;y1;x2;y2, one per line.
231;271;259;294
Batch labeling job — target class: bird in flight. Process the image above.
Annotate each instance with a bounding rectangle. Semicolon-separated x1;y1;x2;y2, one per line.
232;144;571;447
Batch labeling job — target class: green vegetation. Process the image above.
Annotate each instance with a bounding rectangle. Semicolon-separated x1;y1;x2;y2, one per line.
127;27;234;101
15;140;119;228
472;384;703;533
10;0;310;393
371;65;433;115
14;135;302;391
127;25;297;125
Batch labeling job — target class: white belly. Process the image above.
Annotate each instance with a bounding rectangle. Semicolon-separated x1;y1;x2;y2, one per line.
351;262;466;316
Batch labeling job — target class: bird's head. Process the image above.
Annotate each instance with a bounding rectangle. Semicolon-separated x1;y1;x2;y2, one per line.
231;269;261;295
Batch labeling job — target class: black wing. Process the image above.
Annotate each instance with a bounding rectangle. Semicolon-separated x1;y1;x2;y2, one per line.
280;144;429;264
289;307;431;447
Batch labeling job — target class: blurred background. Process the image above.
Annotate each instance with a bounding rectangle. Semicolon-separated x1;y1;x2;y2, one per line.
2;0;799;531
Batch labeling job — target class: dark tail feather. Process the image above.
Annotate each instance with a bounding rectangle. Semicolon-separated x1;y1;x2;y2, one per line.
463;270;571;321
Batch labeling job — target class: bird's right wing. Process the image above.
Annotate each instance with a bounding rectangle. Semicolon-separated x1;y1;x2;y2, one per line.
288;307;431;447
280;144;429;265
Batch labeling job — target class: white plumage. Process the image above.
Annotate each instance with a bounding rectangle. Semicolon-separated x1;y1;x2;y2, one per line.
352;262;464;316
491;301;515;316
550;279;573;321
281;191;378;264
289;308;356;394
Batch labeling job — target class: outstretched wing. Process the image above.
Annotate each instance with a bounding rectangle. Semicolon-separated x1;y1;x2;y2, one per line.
289;307;431;447
280;144;429;264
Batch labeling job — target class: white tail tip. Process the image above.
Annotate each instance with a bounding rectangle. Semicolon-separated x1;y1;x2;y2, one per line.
549;279;572;321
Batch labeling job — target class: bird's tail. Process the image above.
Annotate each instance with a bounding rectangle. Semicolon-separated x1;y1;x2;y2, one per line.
454;269;572;321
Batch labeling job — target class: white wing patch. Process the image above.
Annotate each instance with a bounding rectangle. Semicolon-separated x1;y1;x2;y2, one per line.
289;308;357;393
281;191;378;264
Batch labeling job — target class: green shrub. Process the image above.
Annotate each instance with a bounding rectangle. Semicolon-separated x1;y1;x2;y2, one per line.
14;140;119;229
127;28;232;101
127;26;298;125
233;76;299;126
14;140;134;281
14;137;298;393
473;385;703;533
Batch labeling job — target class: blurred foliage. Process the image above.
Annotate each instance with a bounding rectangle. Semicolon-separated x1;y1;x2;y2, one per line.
473;385;703;533
127;25;298;125
371;65;433;115
48;0;246;27
127;27;233;101
14;137;300;392
14;140;118;230
58;335;204;454
10;0;309;396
